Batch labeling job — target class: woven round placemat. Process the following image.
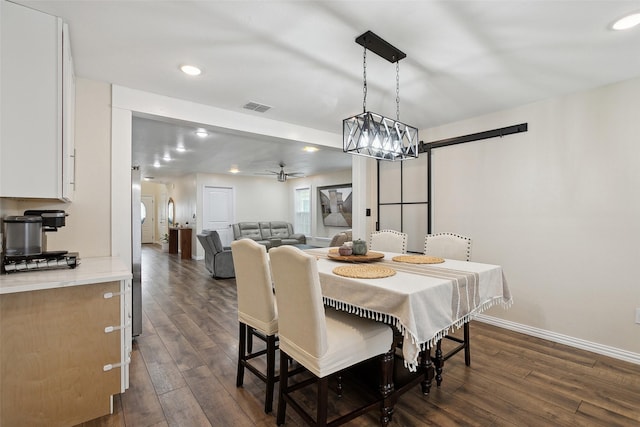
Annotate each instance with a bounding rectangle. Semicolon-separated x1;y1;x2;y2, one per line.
392;255;445;264
333;264;396;279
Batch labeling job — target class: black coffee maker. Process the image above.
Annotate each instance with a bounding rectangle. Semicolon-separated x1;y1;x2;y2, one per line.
2;210;79;273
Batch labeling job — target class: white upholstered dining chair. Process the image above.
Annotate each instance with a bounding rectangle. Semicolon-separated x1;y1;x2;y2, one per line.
423;232;473;368
231;238;279;413
369;229;407;253
269;245;394;426
423;232;471;262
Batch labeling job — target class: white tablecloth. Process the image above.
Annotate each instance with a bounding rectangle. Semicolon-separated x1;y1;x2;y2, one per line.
306;248;512;371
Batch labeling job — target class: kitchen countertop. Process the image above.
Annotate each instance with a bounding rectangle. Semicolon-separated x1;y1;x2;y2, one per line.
0;257;131;294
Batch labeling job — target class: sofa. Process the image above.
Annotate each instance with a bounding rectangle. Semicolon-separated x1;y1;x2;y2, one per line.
232;221;306;249
196;230;235;279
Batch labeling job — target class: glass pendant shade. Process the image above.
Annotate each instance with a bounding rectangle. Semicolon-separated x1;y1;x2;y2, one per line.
343;111;418;161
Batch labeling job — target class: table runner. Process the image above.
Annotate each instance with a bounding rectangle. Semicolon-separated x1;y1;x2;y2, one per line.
306;248;512;370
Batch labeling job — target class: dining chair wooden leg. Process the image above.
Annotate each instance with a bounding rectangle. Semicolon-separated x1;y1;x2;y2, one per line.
247;326;254;353
276;352;289;426
236;322;247;387
265;334;277;413
463;322;471;366
317;377;329;426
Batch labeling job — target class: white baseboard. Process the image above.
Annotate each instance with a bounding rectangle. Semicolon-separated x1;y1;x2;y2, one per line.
476;314;640;365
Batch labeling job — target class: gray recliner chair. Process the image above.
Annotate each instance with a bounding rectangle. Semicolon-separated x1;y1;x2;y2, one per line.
197;230;235;279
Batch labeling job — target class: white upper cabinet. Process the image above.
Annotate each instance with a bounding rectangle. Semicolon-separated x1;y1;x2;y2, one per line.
62;22;76;200
0;1;75;201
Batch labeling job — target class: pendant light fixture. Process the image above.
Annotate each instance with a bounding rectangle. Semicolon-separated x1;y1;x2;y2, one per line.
343;31;418;161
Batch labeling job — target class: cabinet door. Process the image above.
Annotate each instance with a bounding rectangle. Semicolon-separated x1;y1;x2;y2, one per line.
0;282;122;426
62;22;76;200
0;1;65;199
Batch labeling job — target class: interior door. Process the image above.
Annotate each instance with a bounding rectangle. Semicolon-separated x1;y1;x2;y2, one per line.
203;186;235;246
141;195;154;244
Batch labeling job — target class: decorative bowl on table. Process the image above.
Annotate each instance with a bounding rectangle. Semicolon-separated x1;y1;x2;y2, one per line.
338;244;353;256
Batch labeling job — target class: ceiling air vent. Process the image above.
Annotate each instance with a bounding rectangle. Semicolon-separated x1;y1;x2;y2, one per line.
243;101;272;113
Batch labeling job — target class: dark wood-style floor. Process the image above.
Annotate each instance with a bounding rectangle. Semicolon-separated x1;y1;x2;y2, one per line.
77;244;640;427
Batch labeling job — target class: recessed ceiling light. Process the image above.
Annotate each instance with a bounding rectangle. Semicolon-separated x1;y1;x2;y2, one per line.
612;12;640;30
153;161;161;168
163;154;171;161
229;167;240;174
303;146;319;153
180;64;202;76
176;145;186;152
195;129;209;137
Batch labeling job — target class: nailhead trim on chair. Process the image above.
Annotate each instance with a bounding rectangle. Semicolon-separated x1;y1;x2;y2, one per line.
423;232;471;261
369;229;408;254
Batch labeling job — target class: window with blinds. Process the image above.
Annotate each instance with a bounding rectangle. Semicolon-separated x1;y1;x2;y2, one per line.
294;187;311;235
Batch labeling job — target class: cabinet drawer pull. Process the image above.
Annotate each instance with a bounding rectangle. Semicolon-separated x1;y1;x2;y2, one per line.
103;291;123;299
71;149;76;189
103;362;124;372
103;355;130;372
104;325;122;333
104;321;130;334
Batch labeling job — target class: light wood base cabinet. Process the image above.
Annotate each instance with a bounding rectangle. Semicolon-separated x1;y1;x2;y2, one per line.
0;281;124;426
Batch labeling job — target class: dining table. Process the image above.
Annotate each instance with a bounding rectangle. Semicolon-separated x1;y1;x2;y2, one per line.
305;246;513;372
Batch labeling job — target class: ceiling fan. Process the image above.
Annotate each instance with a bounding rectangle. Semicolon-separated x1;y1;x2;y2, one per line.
259;162;304;182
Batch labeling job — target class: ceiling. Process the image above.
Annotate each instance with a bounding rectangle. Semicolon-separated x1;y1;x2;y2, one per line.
131;114;352;181
15;0;640;181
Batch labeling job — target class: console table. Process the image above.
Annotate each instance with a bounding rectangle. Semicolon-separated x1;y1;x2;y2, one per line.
168;228;179;254
179;228;192;259
169;228;192;259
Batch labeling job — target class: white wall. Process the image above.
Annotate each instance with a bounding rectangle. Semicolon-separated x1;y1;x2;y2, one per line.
188;170;354;257
169;174;197;229
425;76;640;357
191;173;290;259
288;169;353;246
